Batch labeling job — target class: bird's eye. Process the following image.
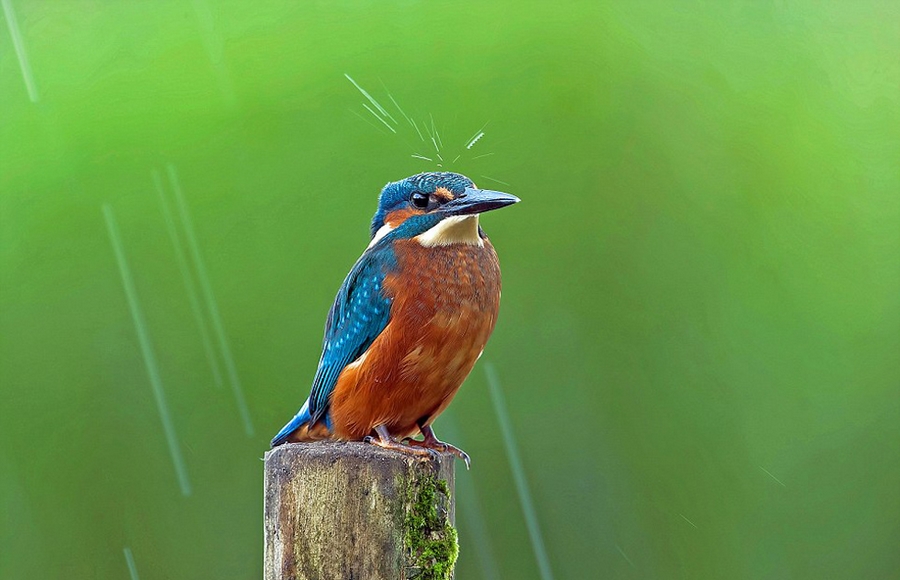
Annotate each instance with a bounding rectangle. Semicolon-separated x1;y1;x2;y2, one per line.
410;192;429;209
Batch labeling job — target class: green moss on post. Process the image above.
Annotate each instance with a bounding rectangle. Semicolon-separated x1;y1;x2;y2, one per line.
404;474;458;580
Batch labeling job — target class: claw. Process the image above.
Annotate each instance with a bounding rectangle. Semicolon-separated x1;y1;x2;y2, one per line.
409;424;472;470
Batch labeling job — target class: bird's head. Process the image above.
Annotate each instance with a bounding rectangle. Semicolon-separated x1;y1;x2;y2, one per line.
369;172;519;247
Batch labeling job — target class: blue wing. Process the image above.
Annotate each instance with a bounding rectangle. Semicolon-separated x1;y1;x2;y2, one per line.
270;244;394;446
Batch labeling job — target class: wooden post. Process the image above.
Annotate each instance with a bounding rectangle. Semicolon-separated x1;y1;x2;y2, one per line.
264;441;457;580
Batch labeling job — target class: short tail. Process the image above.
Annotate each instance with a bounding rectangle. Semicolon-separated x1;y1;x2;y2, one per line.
270;399;312;447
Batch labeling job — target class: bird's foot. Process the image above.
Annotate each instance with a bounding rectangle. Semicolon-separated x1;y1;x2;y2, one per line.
409;424;471;469
364;425;437;460
406;438;471;469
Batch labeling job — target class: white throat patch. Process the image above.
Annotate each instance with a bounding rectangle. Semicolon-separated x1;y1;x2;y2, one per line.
415;215;483;247
367;223;394;249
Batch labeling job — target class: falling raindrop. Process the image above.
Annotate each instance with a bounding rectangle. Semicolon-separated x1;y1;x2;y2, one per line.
485;363;555;580
102;205;192;497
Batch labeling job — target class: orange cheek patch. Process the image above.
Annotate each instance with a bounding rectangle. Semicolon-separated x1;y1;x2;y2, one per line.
384;207;424;227
433;187;454;202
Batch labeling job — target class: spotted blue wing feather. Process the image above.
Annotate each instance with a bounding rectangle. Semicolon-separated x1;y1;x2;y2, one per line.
309;247;394;422
270;244;394;446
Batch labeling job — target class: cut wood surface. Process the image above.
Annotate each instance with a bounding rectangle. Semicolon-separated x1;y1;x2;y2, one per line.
264;441;457;580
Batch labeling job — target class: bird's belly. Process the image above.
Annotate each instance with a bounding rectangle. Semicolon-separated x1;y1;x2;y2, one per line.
329;241;501;440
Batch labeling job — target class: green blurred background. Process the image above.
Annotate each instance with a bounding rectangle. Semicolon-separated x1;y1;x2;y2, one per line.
2;1;898;578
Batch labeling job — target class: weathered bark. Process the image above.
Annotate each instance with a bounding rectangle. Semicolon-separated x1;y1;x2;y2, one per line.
264;441;456;580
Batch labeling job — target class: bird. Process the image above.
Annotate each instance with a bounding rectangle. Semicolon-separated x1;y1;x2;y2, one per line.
270;171;519;467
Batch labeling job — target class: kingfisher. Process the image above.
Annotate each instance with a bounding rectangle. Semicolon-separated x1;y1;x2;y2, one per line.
270;172;518;466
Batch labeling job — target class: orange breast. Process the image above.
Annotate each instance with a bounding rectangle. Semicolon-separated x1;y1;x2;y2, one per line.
329;237;502;440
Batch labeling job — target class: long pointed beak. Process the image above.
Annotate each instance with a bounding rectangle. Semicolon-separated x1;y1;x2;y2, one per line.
441;187;520;216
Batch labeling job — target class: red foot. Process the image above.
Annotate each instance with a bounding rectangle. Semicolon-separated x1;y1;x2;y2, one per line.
363;425;436;460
